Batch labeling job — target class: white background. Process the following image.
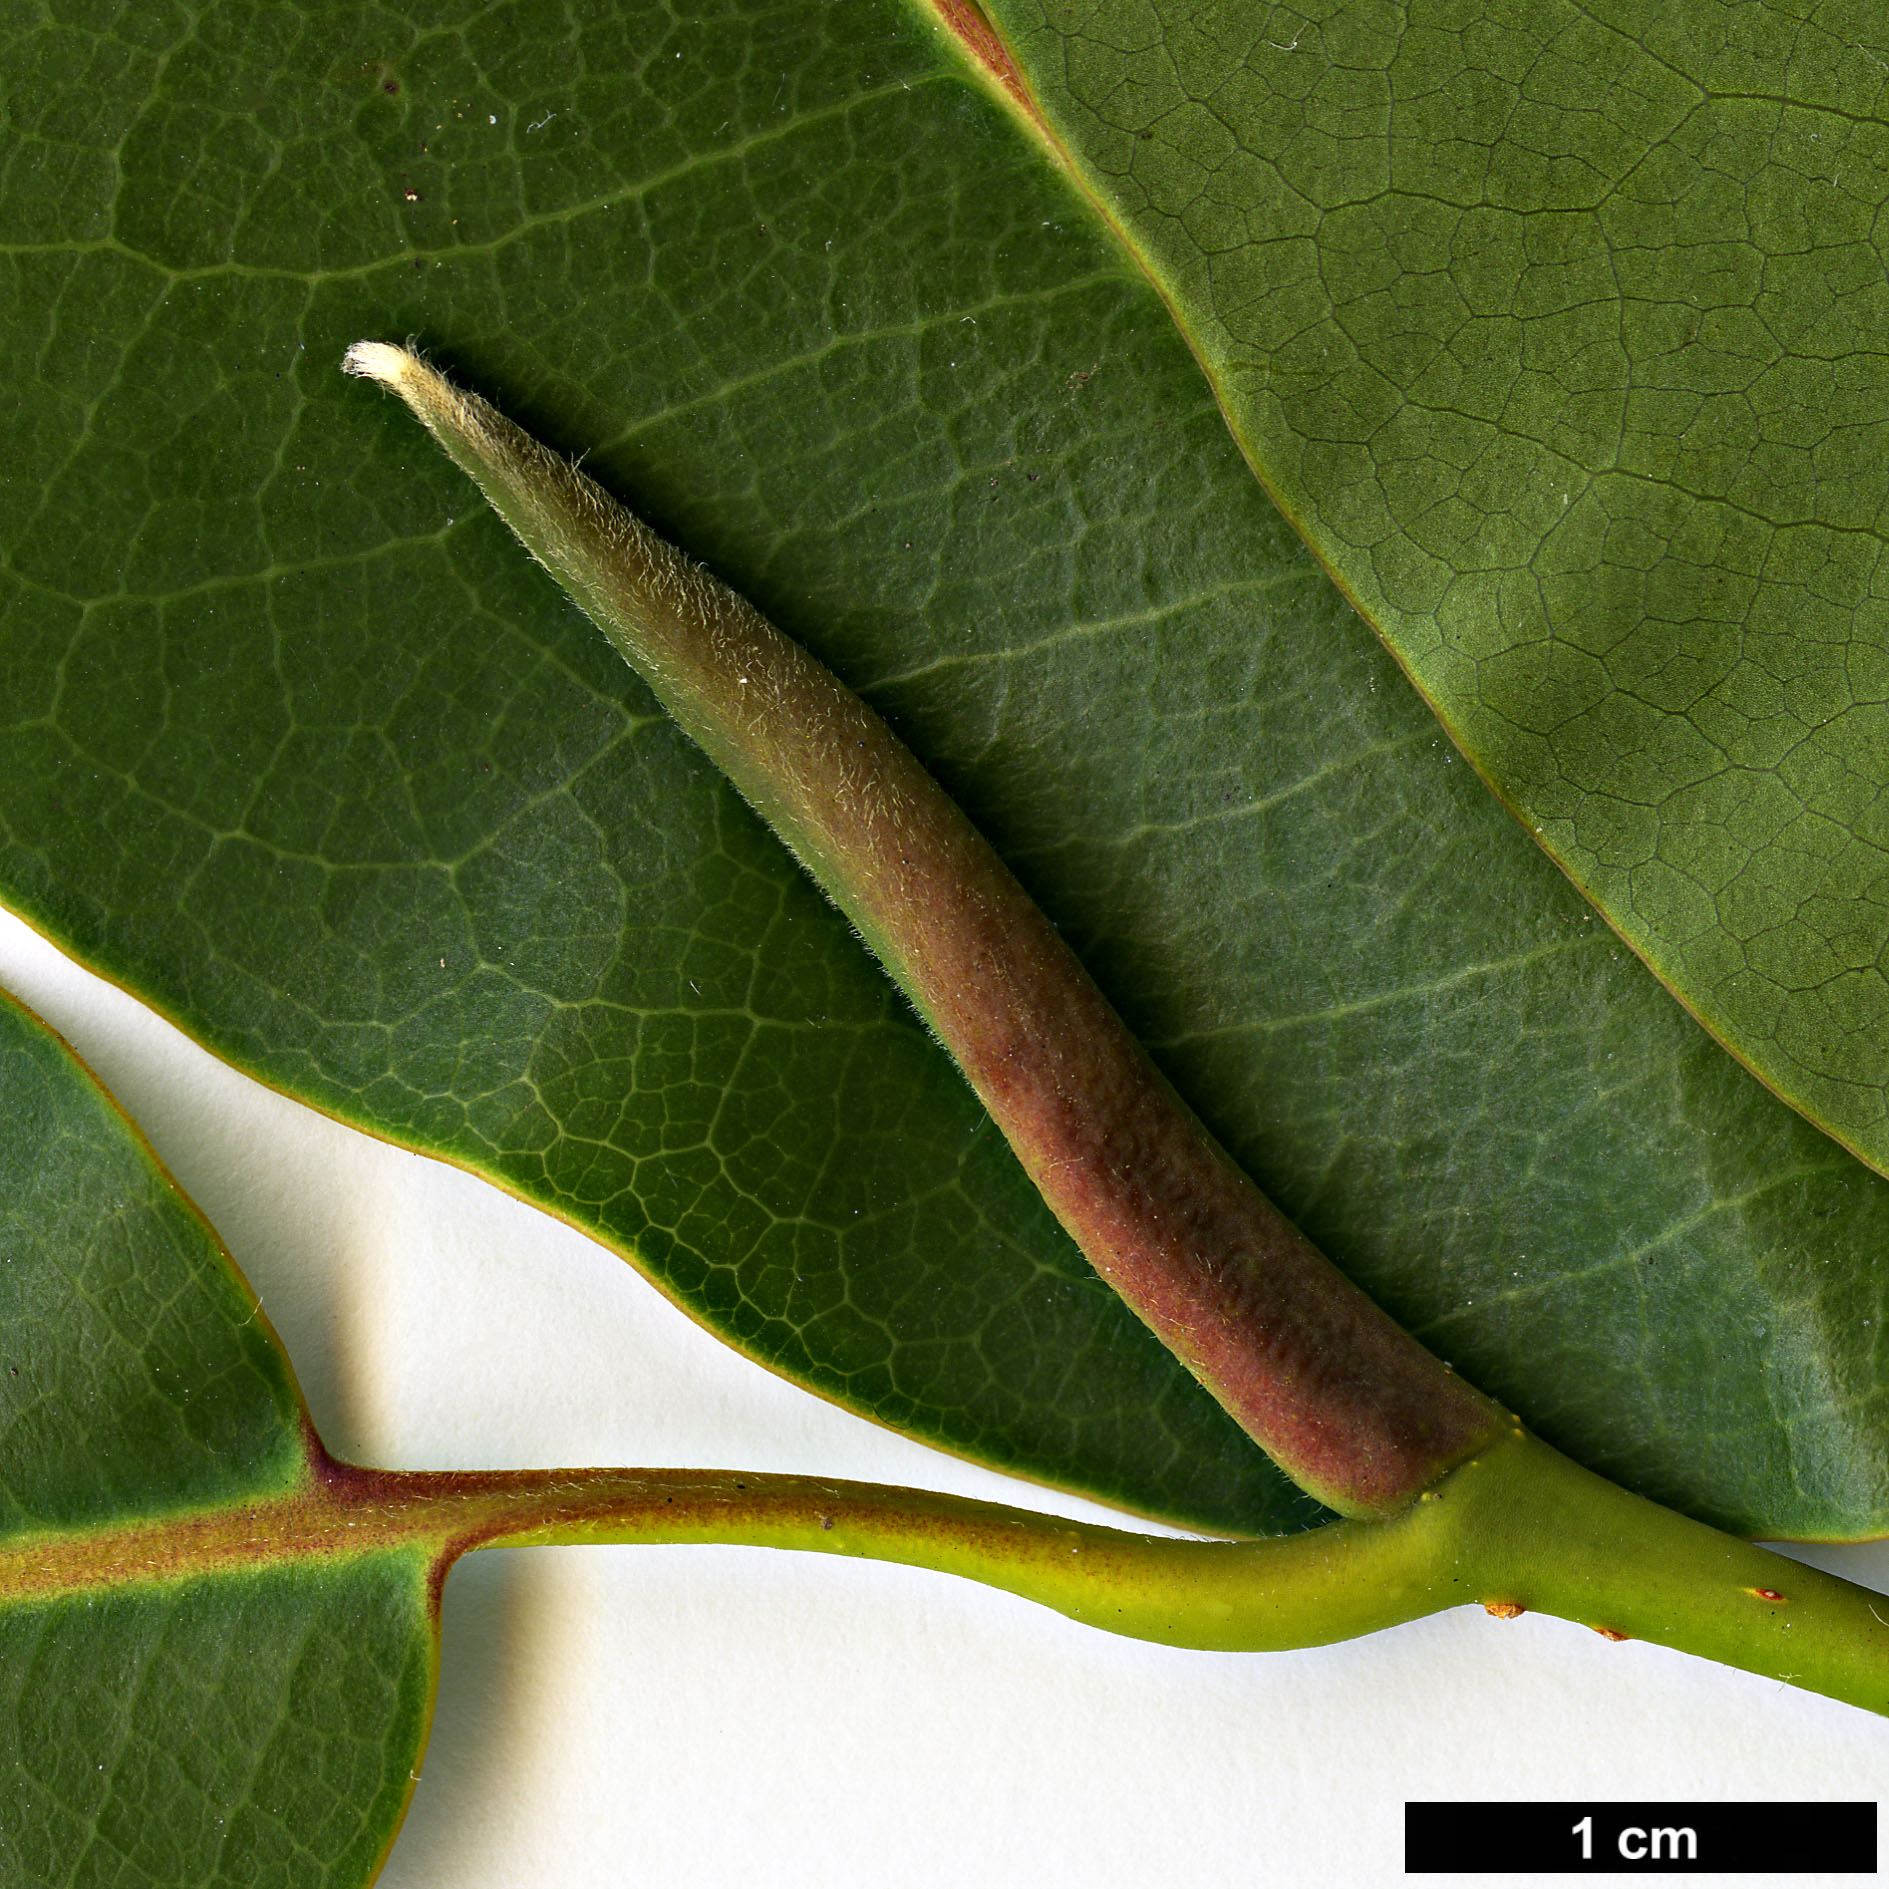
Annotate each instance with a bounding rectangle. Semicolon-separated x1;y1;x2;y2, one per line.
2;902;1883;1888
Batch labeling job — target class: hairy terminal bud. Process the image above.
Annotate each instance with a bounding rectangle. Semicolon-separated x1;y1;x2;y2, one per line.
344;341;1505;1516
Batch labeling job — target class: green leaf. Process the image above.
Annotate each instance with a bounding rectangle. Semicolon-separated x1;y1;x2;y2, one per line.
0;0;1306;1539
4;0;1889;1540
13;940;1889;1886
0;989;436;1886
972;0;1889;1175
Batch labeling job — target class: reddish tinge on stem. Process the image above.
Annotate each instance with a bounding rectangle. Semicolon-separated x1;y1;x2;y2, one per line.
343;341;1506;1518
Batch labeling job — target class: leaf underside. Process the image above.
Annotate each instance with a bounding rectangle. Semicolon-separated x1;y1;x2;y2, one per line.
2;1559;434;1889
0;991;434;1888
979;0;1889;1177
2;0;1888;1538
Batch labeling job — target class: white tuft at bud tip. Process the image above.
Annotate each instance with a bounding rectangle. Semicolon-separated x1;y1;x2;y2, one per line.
342;340;416;388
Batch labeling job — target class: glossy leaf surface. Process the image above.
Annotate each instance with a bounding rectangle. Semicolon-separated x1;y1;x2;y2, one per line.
3;0;1889;1538
977;0;1889;1174
0;991;435;1886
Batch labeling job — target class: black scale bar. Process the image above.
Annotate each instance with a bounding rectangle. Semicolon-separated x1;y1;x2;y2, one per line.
1406;1802;1876;1873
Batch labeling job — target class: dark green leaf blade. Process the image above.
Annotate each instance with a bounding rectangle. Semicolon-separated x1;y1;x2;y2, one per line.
5;0;1889;1539
973;0;1889;1174
0;990;305;1535
0;0;1319;1538
1;1556;434;1889
0;990;436;1886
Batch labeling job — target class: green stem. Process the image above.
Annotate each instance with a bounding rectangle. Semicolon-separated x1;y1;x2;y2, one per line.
12;1430;1883;1713
384;1429;1889;1711
323;1455;1447;1651
1431;1431;1889;1711
341;339;1501;1518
